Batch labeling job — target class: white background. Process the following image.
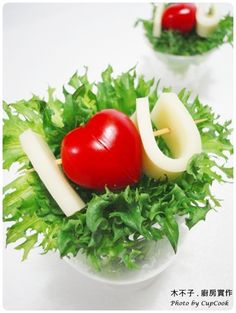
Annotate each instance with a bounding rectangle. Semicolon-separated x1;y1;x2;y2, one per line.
3;3;233;310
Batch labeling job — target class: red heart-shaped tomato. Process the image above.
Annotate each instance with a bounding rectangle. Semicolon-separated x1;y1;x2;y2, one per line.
162;3;196;34
61;109;142;190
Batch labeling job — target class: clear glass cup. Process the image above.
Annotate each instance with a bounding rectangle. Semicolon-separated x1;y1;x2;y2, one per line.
64;218;189;290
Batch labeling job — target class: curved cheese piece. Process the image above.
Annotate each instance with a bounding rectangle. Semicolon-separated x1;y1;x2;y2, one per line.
196;4;220;38
20;129;85;216
135;94;202;179
153;4;165;37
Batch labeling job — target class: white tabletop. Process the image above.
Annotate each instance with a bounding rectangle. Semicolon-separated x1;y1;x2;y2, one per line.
3;3;233;310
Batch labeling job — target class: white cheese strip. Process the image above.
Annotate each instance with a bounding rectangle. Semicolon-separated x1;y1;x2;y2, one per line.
135;94;202;179
153;3;165;37
20;129;85;216
130;111;136;123
196;4;220;38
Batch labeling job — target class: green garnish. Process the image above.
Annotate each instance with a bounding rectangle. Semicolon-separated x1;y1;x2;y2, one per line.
136;6;233;56
3;66;233;271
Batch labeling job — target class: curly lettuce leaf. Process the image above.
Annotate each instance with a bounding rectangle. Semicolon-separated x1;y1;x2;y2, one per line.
3;66;233;270
136;8;233;56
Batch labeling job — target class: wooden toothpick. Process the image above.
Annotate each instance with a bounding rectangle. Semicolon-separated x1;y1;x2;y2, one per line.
153;118;207;137
26;118;207;173
26;158;62;173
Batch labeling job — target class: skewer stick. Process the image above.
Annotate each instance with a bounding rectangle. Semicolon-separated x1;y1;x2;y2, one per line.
26;158;62;173
153;128;170;137
26;118;207;173
153;118;207;137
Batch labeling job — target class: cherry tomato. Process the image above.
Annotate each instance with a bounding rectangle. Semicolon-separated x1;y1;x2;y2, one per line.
162;3;196;34
61;109;142;190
